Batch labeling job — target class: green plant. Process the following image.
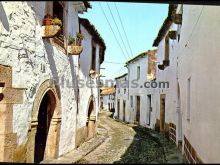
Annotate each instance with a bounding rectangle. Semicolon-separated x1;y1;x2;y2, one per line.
44;14;52;19
69;35;75;45
52;17;62;26
76;32;84;40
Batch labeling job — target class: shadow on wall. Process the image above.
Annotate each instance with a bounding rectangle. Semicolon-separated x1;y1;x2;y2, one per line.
26;2;41;25
68;56;79;102
0;2;10;31
113;125;185;164
44;40;61;99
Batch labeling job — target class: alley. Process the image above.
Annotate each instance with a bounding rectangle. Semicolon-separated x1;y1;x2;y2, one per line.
77;111;184;164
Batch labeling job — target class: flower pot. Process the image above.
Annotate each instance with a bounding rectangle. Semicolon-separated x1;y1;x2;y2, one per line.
42;25;61;38
43;18;52;26
76;39;82;46
67;45;83;55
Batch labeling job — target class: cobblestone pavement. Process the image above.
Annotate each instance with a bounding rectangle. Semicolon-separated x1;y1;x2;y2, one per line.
42;111;184;164
77;111;185;164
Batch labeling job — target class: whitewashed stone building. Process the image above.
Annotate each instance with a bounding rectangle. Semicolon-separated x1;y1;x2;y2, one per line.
0;1;105;163
153;4;220;163
152;4;180;145
100;86;115;112
125;50;157;126
114;73;128;121
175;4;220;164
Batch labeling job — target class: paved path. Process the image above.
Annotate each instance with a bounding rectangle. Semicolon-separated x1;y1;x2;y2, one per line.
77;111;185;164
42;111;184;164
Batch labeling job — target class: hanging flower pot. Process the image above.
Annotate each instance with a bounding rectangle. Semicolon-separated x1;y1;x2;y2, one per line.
67;44;83;55
42;15;62;38
42;25;61;38
43;14;52;26
67;33;84;55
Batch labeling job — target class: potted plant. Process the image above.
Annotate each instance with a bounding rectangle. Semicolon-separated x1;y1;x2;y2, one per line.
42;15;62;38
76;32;84;46
52;17;62;27
69;35;75;45
43;14;53;26
67;33;84;55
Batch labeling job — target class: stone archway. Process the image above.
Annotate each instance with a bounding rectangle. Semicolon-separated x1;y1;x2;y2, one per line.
86;96;96;140
26;79;61;163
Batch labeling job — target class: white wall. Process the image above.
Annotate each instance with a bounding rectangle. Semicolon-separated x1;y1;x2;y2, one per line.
127;56;152;126
77;23;102;129
0;1;93;157
154;22;179;137
114;75;128;121
101;94;115;111
177;5;220;163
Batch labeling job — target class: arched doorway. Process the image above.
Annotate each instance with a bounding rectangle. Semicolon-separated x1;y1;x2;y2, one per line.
86;97;96;140
34;90;56;163
26;80;61;163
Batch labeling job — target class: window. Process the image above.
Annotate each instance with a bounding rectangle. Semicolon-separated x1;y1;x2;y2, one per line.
187;77;191;121
51;1;66;53
124;88;126;94
130;96;133;107
118;88;120;94
53;2;64;35
91;44;96;71
137;66;140;80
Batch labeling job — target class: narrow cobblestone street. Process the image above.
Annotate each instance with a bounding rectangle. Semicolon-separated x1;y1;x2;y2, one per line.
76;111;185;164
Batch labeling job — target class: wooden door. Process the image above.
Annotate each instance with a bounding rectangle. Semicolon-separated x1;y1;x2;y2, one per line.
160;94;165;133
136;96;140;122
123;100;126;121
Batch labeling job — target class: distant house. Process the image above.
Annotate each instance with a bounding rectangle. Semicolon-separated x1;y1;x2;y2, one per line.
125;50;157;125
100;86;115;112
114;73;128;121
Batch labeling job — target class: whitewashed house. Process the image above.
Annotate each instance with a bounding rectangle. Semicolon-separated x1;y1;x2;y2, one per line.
76;17;106;147
0;1;105;163
153;4;220;163
100;86;115;112
114;73;128;121
152;4;180;145
125;50;157;126
174;4;220;164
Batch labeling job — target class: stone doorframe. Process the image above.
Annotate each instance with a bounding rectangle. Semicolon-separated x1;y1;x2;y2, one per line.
26;79;61;163
86;95;96;140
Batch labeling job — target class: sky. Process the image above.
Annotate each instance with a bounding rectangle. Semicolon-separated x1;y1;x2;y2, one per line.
79;2;168;81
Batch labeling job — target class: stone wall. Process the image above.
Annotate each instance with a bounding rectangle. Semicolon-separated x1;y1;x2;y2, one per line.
0;1;92;162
